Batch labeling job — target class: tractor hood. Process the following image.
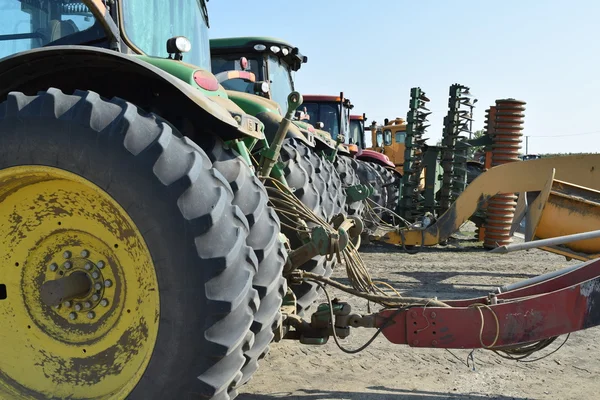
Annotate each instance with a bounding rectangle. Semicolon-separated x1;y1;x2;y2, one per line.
225;90;281;115
224;90;315;147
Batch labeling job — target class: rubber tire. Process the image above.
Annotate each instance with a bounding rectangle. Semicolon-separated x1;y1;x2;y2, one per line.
334;155;364;217
279;137;322;219
320;155;345;218
0;88;259;400
353;159;386;217
197;136;287;386
277;138;328;315
371;163;399;221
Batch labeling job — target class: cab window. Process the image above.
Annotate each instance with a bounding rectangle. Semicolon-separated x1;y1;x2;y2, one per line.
395;131;406;143
383;129;392;146
375;130;383;147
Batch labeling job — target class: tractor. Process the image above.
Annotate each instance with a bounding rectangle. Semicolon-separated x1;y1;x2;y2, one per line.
300;93;400;226
0;8;364;399
209;37;367;220
3;2;600;400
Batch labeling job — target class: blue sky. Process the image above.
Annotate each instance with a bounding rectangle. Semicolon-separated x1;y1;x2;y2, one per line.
208;0;599;154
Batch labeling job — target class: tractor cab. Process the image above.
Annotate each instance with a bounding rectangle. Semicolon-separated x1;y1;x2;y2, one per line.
0;0;211;71
367;117;407;170
348;113;368;150
0;0;108;58
301;93;353;142
210;36;307;113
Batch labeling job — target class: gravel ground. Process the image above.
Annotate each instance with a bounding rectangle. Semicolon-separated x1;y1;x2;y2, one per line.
239;225;600;400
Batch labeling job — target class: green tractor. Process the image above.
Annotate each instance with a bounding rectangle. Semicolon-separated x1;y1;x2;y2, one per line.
209;37;367;220
0;2;362;399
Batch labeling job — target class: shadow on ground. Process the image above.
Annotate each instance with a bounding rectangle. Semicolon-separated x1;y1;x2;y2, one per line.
333;269;537;299
359;237;485;255
239;386;528;400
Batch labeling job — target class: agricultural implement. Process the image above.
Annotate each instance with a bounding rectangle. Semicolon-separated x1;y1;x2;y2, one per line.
0;1;599;400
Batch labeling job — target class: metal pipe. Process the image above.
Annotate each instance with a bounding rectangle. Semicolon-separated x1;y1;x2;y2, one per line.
40;271;92;306
491;229;600;254
258;91;302;180
497;260;589;293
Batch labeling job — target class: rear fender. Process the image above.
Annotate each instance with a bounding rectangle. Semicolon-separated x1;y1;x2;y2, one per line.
357;149;395;168
0;46;263;141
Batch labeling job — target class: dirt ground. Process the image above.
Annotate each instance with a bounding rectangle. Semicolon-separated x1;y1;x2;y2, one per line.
239;225;600;400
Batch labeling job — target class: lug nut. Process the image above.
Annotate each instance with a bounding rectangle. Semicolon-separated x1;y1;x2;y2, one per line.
64;261;72;269
64;301;72;308
54;304;60;310
100;299;109;307
80;249;90;258
104;279;112;288
91;294;100;302
94;283;102;290
63;251;71;259
84;262;92;271
97;261;105;269
74;303;82;312
84;301;92;309
49;263;58;272
87;311;95;319
91;271;100;279
69;312;77;320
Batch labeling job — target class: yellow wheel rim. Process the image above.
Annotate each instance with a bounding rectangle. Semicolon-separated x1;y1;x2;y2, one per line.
0;166;159;399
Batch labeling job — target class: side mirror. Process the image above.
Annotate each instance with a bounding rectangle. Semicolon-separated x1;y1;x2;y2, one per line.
166;36;191;61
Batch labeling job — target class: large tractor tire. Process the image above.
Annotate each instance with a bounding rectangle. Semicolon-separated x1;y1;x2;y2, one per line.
370;163;399;219
353;159;386;215
320;155;346;219
278;138;328;315
334;155;364;217
281;140;342;282
197;136;287;386
0;88;258;400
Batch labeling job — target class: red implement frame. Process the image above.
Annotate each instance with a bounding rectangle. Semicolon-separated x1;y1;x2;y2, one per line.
376;258;600;349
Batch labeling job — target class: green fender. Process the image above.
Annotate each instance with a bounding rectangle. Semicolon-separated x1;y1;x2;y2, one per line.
0;46;263;141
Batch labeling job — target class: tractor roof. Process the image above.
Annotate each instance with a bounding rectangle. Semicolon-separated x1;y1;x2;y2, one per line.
303;95;354;109
350;114;365;121
303;95;341;102
210;36;307;71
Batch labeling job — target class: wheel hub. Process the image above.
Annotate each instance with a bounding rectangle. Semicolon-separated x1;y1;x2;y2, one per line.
41;249;113;323
0;165;159;399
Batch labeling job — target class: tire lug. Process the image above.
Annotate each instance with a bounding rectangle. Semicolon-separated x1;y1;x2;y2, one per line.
69;312;77;320
74;303;82;312
100;299;109;307
63;251;71;259
49;263;58;272
64;261;72;269
80;249;90;258
87;311;95;319
104;279;113;288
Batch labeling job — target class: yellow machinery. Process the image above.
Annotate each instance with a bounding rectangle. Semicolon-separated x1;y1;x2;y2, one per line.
375;154;600;258
366;118;407;175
